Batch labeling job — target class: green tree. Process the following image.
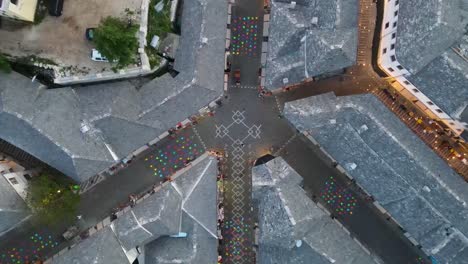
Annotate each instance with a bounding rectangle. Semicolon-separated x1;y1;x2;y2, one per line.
0;54;12;73
94;17;139;69
27;174;80;225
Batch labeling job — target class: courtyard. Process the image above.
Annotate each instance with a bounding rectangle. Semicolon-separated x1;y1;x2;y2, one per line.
0;0;142;77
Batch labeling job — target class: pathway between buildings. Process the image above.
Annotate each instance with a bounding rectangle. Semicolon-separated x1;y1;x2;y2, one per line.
0;0;436;263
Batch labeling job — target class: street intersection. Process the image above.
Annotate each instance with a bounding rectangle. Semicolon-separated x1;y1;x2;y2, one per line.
0;0;456;263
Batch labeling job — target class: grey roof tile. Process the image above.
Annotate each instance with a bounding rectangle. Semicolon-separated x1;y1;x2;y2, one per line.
406;50;468;117
112;184;182;250
257;243;329;264
48;139;218;264
284;93;468;257
0;176;29;235
50;227;128;264
0;111;78;180
265;0;358;89
395;0;468;73
179;158;218;238
94;116;160;157
144;211;218;264
0;0;226;183
253;157;377;264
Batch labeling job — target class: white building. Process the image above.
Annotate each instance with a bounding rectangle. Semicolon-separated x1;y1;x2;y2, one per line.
0;0;37;22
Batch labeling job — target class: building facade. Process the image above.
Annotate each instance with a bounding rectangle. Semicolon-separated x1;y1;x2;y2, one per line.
0;0;37;22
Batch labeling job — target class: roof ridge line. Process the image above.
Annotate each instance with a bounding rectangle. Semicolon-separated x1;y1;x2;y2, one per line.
182;208;217;239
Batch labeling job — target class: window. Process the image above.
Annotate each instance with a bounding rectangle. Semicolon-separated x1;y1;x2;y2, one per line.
412;89;419;93
385;22;389;29
383;48;387;54
10;0;18;4
397;65;403;70
436;109;443;113
391;55;396;61
395;0;399;6
391;44;395;50
393;22;397;28
394;11;398;17
392;33;396;39
388;67;394;72
403;80;410;85
8;177;18;185
427;101;434;105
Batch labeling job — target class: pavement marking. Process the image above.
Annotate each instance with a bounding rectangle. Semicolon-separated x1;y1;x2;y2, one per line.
274;95;282;113
192;126;208;151
216;110;260;263
230;84;258;90
273;133;297;156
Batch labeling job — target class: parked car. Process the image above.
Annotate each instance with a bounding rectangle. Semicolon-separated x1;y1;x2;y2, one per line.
234;69;241;85
85;28;96;41
62;226;79;240
49;0;64;17
91;49;109;62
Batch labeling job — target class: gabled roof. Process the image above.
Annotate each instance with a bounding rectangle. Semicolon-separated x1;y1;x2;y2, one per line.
406;48;468;118
111;184;183;250
50;227;129;264
50;154;218;264
0;0;226;183
395;0;468;74
144;211;218;264
265;0;358;89
284;93;468;263
252;157;377;264
0;175;29;236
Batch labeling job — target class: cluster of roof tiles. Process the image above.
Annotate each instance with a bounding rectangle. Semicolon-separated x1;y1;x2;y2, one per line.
0;0;226;183
265;0;358;89
284;92;468;263
252;157;378;264
50;154;218;264
395;0;468;121
0;173;29;236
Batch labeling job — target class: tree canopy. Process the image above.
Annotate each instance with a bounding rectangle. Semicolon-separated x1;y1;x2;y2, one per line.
94;16;139;69
26;174;80;225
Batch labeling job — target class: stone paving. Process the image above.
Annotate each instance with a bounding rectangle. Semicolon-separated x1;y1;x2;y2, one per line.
216;110;261;263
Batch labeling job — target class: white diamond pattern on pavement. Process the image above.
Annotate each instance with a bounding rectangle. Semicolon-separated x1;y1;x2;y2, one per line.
216;110;261;264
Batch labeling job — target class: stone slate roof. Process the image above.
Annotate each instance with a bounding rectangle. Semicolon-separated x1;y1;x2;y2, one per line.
144;211;218;264
51;155;218;264
395;0;468;74
252;157;377;264
50;227;129;264
284;93;468;263
0;175;29;236
111;184;183;250
406;44;468;118
265;0;358;89
0;0;226;183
